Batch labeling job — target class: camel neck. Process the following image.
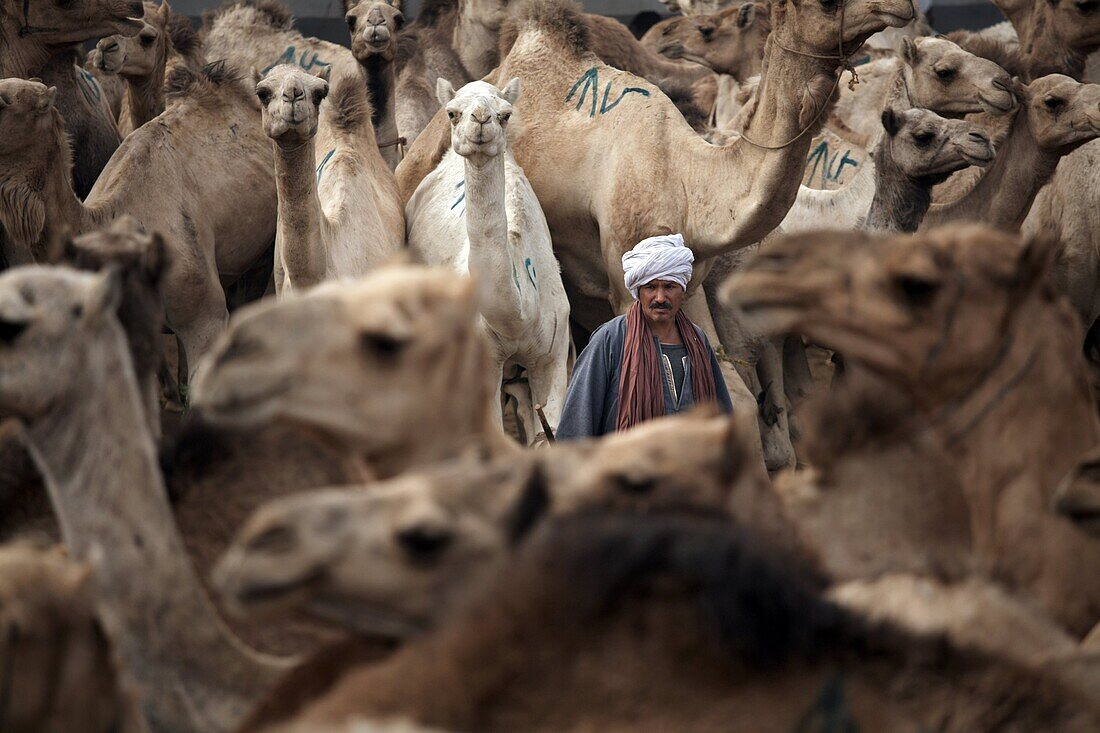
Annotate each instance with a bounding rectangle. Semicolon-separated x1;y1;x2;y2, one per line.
686;35;840;258
121;56;168;134
923;109;1057;229
0;20;52;77
463;149;528;337
362;54;400;170
862;148;933;233
273;140;328;291
454;14;498;79
25;321;288;731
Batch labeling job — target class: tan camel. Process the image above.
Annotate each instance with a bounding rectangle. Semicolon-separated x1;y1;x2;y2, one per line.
726;225;1100;636
255;65;403;294
921;74;1100;230
344;0;407;168
0;0;142;198
257;510;1100;733
0;265;307;733
0;541;150;733
191;264;515;480
0;68;277;377
94;1;206;136
992;0;1100;80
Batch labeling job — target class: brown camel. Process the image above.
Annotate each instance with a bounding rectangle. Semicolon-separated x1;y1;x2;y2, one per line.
259;510;1100;733
94;1;206;136
0;0;142;199
726;225;1100;636
344;0;407;168
992;0;1100;80
0;541;149;733
0;67;277;377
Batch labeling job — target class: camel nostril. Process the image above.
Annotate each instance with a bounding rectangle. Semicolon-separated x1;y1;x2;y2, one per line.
105;41;120;53
992;77;1011;93
967;132;988;143
0;320;29;345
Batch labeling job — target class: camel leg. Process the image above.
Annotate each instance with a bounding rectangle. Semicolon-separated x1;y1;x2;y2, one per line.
163;241;229;383
754;336;795;470
526;332;571;444
783;335;815;445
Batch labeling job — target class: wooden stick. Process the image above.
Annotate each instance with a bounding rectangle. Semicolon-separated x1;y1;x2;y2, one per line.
535;404;556;443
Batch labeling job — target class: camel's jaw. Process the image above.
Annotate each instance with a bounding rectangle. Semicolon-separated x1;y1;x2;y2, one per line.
214;562;328;619
305;598;429;640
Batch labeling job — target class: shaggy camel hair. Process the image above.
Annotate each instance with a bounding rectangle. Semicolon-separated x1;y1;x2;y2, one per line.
726;225;1100;636
0;541;149;733
406;78;571;443
259;510;1100;732
256;65;403;293
94;1;206;136
343;0;406;169
0;0;142;199
0;67;277;379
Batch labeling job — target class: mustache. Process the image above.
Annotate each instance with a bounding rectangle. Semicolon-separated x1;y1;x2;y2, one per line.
648;303;673;311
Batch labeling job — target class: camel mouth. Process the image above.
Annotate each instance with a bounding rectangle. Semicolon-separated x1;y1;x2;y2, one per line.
871;8;916;28
308;599;429;640
230;568;326;614
960;148;996;166
979;94;1016;114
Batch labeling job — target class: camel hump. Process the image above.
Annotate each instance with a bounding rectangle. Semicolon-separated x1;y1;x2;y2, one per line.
329;74;372;138
166;11;202;60
166;60;247;103
202;0;295;32
500;0;591;60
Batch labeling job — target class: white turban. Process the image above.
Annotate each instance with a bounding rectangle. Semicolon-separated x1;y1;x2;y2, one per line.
621;233;694;299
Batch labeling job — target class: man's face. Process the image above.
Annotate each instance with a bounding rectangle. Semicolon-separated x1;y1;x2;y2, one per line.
638;280;685;326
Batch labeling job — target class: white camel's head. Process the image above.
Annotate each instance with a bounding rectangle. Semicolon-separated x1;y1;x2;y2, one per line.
899;36;1017;116
0;267;122;421
345;0;405;62
94;0;170;77
438;78;520;165
253;64;330;145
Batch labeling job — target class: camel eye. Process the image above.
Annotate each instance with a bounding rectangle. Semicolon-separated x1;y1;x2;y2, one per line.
935;67;957;81
699;25;715;40
820;0;838;10
1044;96;1066;112
360;331;408;361
0;319;28;344
498;111;511;123
893;274;940;306
395;525;454;564
448;110;457;120
346;14;357;31
256;87;273;105
139;32;156;47
1078;0;1098;13
394;12;405;29
911;131;935;145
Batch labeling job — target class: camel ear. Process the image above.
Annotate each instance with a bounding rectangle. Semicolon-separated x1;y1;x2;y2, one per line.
83;266;123;324
737;2;757;28
436;77;456;106
900;37;920;66
389;0;403;11
881;107;901;137
501;77;521;105
1011;232;1058;295
159;1;171;22
250;66;263;86
504;462;550;545
35;86;57;111
315;65;331;83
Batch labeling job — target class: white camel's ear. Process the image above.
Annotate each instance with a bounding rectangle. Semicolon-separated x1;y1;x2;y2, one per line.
389;0;403;11
736;3;756;28
315;65;332;83
436;77;456;106
501;77;521;105
900;37;920;66
159;1;171;23
83;266;123;324
251;66;263;86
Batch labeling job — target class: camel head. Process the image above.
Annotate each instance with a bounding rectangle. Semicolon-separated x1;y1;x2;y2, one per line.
212;458;548;637
659;0;737;16
1054;445;1100;537
724;225;1058;405
190;265;494;464
769;0;916;58
1032;0;1100;57
0;78;58;158
94;0;170;78
460;0;511;31
656;2;770;80
1020;74;1100;155
0;266;122;421
899;36;1017;116
0;543;134;733
2;0;144;45
879;106;994;184
254;64;330;145
438;78;520;164
345;0;404;63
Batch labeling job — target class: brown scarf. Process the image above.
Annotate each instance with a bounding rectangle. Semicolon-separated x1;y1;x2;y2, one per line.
615;301;718;432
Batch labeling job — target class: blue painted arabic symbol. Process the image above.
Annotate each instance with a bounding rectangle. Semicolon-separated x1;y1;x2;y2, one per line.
524;257;537;286
263;46;332;75
451;179;466;211
77;68;102;106
804;140;860;187
316;148;335;182
565;67;650;118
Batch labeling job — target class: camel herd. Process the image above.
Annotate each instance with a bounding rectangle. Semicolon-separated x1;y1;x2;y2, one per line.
4;0;1100;728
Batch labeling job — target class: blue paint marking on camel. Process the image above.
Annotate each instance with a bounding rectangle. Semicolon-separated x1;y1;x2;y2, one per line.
524;257;537;286
451;179;466;211
76;68;102;105
804;140;860;186
263;46;332;75
512;263;520;291
565;67;650;118
316;149;335;182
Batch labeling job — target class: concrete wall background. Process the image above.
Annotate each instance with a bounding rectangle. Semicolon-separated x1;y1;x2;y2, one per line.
176;0;1008;45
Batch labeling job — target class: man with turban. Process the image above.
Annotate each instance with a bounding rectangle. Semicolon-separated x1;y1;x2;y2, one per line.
556;234;732;439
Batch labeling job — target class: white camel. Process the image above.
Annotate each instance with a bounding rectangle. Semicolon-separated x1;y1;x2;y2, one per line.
255;64;404;294
406;79;571;443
